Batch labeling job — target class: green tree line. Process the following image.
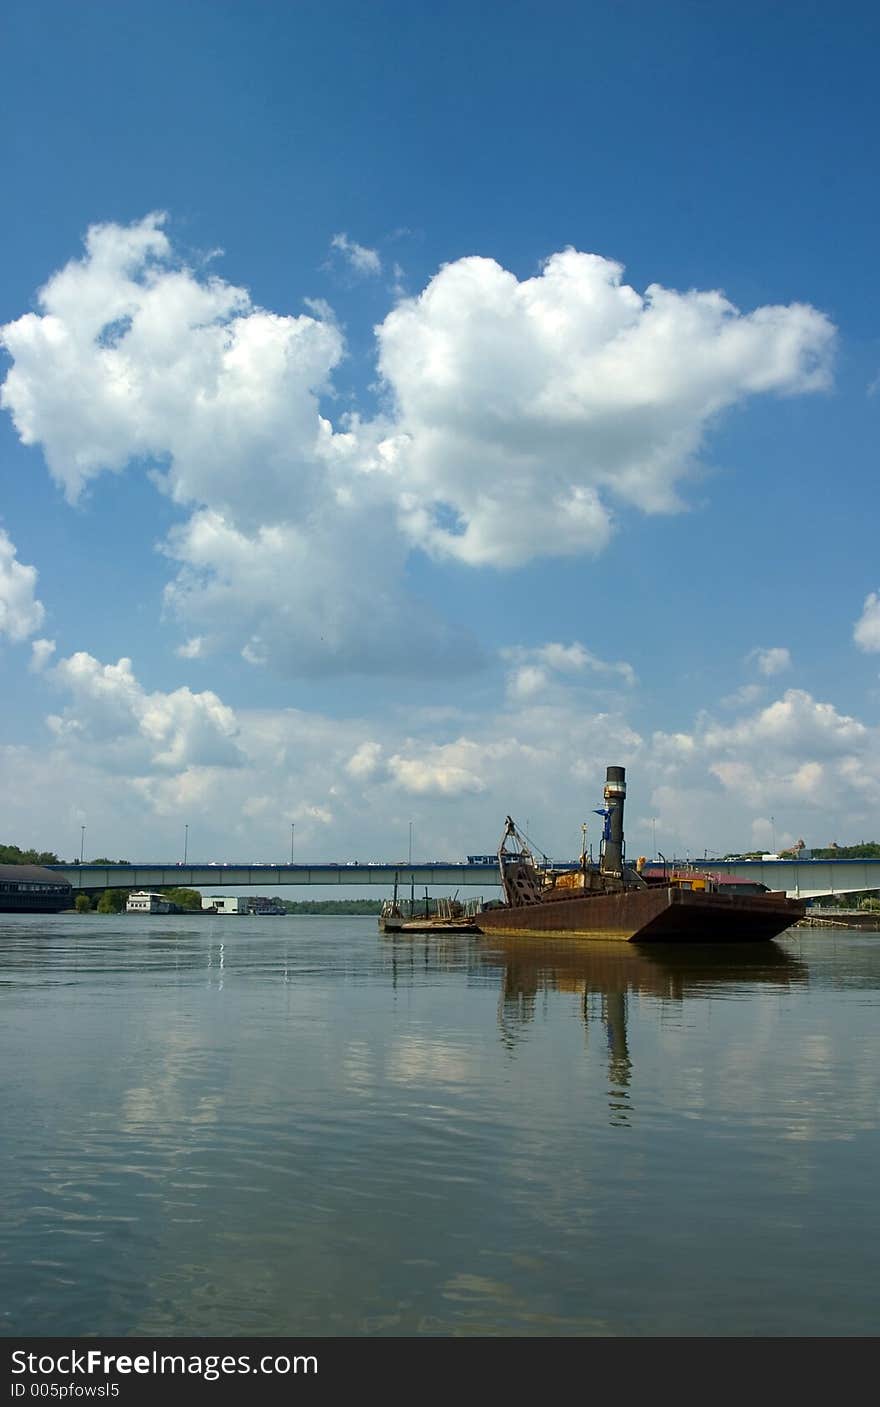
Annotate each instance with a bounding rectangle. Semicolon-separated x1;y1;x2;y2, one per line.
810;842;880;859
74;887;203;913
1;844;60;866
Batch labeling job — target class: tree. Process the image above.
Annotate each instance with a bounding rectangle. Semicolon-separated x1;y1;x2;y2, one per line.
160;887;202;911
812;842;880;859
0;844;60;865
97;889;127;913
74;894;92;913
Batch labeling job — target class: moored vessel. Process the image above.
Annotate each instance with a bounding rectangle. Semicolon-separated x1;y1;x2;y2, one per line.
379;882;482;934
475;766;805;943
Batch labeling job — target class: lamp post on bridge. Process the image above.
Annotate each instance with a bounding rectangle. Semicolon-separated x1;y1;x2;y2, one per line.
290;823;295;864
408;821;413;866
184;824;188;865
80;826;85;864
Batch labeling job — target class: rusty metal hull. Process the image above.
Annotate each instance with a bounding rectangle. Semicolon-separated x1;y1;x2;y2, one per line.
475;885;804;942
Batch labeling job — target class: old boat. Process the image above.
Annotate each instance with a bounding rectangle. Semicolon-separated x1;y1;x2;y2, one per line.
475;766;805;943
379;882;482;934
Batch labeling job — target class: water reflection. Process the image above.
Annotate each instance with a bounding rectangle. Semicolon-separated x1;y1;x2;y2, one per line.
483;939;809;1125
206;939;225;990
3;918;879;1337
383;933;810;1127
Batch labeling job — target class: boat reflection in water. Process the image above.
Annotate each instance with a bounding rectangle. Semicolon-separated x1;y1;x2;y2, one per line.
482;938;809;1125
384;931;809;1128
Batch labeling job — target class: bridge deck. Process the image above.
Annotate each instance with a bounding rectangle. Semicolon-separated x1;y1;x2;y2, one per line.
50;862;503;892
47;857;880;899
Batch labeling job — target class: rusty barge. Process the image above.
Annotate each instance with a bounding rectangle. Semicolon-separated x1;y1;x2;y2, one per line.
475;766;805;943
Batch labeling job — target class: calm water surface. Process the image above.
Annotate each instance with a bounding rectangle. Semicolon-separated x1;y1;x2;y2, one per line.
1;915;879;1337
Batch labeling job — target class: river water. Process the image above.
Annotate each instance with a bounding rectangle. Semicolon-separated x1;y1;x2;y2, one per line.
1;914;878;1337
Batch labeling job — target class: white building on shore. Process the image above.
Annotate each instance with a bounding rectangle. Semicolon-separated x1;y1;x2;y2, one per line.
201;895;285;915
202;895;250;915
126;891;174;914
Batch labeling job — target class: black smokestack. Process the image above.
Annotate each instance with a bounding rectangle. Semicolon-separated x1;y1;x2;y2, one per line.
600;765;626;878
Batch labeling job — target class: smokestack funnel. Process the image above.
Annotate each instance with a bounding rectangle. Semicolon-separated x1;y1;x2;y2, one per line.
600;765;627;878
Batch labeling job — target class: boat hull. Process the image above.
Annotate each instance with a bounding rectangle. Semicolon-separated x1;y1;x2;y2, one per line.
475;885;804;942
379;915;480;934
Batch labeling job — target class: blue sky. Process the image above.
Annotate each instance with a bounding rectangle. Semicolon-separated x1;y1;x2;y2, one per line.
1;0;878;866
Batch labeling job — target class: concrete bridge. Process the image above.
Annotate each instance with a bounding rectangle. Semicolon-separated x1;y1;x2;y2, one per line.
49;861;505;895
48;857;880;900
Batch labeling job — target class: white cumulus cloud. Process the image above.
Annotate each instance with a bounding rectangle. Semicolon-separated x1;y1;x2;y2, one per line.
0;213;344;513
330;232;382;277
0;528;46;642
30;637;56;672
1;219;835;676
161;506;480;677
48;651;243;770
854;591;880;652
704;690;866;757
504;641;637;698
346;741;383;779
0;215;477;678
652;689;880;825
375;249;835;567
508;664;549;700
748;646;792;676
387;740;488;796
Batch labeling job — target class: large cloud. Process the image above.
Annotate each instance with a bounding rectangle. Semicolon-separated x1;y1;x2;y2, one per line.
651;689;880;829
1;219;835;672
47;651;243;770
375;249;835;566
0;215;475;676
0;214;344;514
160;505;479;678
0;528;45;642
702;690;867;758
